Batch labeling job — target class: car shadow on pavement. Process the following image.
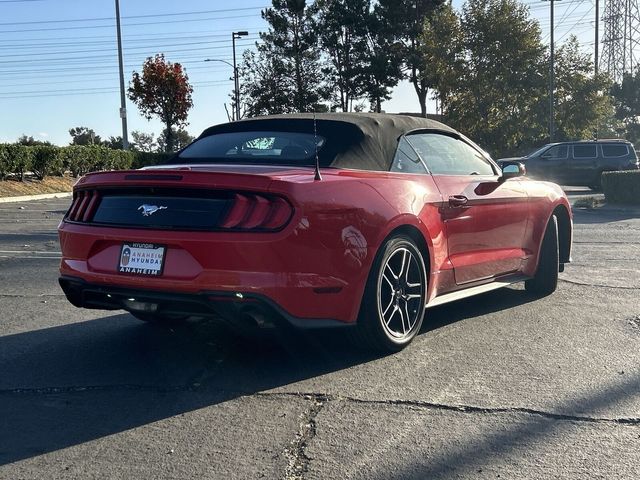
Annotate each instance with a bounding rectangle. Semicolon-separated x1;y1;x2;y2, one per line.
0;287;537;465
376;370;640;480
421;286;538;334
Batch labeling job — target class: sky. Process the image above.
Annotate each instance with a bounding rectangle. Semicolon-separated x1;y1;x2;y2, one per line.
0;0;599;146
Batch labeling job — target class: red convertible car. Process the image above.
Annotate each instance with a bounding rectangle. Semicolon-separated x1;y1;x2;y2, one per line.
58;113;572;352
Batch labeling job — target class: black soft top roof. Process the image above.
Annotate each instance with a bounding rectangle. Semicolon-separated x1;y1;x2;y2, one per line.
198;112;459;171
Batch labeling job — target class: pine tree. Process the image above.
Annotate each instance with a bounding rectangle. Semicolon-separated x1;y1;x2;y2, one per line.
240;0;327;115
376;0;445;117
317;0;370;111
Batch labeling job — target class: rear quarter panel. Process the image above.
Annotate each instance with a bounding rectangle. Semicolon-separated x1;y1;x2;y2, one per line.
268;170;447;313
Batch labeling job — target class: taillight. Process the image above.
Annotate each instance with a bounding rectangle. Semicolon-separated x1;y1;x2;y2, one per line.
66;190;100;222
221;193;293;231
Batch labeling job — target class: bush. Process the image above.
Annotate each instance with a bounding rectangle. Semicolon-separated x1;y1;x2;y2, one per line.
131;151;173;169
31;145;62;180
111;149;134;170
86;145;112;172
5;144;32;181
602;170;640;204
0;144;13;180
0;143;168;181
59;146;134;176
59;145;92;177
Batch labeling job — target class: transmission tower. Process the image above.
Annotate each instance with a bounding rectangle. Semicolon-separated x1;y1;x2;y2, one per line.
601;0;640;83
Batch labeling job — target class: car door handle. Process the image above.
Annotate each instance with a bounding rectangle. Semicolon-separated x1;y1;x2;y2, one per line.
448;195;468;207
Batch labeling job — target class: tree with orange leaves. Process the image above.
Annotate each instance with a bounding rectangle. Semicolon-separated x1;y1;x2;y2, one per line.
128;54;194;153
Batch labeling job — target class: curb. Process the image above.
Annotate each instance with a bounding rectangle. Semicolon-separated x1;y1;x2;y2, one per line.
573;203;640;215
0;191;72;204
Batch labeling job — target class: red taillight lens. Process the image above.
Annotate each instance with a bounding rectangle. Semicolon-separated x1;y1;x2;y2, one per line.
221;193;293;231
66;193;82;221
262;197;293;229
66;190;100;222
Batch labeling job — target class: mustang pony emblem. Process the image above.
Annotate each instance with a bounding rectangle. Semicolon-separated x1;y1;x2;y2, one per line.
138;204;167;217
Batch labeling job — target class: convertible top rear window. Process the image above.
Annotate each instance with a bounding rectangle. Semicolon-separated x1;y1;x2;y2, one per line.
178;131;325;165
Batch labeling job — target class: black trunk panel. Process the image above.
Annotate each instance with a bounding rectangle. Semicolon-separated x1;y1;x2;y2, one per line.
85;188;233;231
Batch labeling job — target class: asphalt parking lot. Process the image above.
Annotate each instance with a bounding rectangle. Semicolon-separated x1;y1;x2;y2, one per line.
0;196;639;479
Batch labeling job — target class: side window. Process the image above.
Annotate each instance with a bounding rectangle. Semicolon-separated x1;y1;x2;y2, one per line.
542;145;568;158
602;144;629;157
390;137;428;174
405;133;495;176
573;145;597;159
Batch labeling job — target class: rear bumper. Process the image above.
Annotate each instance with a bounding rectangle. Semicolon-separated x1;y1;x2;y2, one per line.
58;275;350;329
58;221;372;324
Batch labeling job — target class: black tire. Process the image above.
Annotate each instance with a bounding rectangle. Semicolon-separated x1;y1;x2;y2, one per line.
130;312;189;325
351;235;427;353
525;214;559;296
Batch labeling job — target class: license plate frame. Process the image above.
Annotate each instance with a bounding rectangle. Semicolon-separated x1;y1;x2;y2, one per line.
117;242;166;277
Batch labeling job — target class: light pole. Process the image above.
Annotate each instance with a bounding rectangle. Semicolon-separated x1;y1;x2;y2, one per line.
543;0;557;143
232;31;248;121
595;0;599;75
204;57;236;120
114;0;129;149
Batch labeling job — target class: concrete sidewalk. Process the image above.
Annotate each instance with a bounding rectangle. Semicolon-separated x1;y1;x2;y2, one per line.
0;192;72;204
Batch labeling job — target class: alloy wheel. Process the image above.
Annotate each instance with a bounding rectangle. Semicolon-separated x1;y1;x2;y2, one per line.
377;246;425;340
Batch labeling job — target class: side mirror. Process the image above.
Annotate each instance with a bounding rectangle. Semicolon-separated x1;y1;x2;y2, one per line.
500;162;526;181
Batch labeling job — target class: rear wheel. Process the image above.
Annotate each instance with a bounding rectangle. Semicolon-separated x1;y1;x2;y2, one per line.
525;215;559;296
351;235;427;353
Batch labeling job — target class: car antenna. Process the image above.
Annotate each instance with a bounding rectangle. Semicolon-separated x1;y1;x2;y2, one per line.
313;111;322;181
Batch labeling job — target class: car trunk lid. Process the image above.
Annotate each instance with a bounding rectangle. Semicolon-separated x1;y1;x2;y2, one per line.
66;167;300;232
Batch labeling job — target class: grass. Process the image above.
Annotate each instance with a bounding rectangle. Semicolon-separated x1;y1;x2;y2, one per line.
0;176;76;198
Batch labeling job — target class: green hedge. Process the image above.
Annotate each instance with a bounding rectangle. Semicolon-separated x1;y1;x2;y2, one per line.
4;144;32;181
32;145;62;180
0;145;8;180
0;144;171;180
602;170;640;204
57;145;134;177
131;151;174;169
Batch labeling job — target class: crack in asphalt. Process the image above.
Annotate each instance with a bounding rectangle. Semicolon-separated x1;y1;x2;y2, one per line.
281;394;327;480
558;279;640;290
3;384;640;480
2;386;639;428
256;392;640;427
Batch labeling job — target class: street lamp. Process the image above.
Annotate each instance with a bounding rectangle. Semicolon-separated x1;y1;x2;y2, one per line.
204;57;236;121
204;31;247;121
232;31;248;121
